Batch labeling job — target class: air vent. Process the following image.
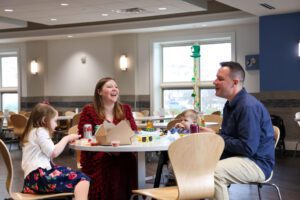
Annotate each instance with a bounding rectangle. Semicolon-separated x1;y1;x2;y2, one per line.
260;3;275;10
114;7;147;14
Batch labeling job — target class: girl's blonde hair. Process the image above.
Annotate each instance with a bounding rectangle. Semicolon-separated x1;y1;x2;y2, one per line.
93;77;124;121
20;103;58;145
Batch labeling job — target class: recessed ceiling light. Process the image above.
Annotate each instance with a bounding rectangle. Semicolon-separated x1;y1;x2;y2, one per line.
101;13;108;17
158;7;167;11
201;24;207;27
60;3;69;6
4;9;13;12
50;18;57;21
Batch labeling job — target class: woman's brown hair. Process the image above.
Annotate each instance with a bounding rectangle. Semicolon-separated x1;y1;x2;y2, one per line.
93;77;124;121
20;103;58;145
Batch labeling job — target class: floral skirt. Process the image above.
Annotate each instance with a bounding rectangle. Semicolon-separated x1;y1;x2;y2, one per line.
22;162;90;194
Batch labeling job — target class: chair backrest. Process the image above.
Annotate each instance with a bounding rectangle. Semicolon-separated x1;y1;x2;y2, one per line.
168;133;224;199
132;111;144;118
211;111;221;115
140;110;150;117
0;139;14;196
166;119;182;130
68;125;78;135
204;114;223;133
72;113;81;126
65;111;76;117
10;114;28;136
273;125;280;148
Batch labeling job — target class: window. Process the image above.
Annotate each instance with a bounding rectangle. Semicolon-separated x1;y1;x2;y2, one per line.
160;38;232;115
0;54;19;112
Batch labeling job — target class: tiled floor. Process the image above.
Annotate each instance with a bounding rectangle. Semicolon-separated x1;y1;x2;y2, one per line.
1;144;300;200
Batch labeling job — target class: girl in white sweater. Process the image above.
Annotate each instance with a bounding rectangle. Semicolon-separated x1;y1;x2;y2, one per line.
20;103;90;200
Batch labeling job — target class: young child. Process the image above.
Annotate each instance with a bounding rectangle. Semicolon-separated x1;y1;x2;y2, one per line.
20;103;90;200
170;109;198;134
167;109;198;185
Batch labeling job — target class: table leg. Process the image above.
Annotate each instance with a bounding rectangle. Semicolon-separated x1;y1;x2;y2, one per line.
137;152;146;189
154;151;168;188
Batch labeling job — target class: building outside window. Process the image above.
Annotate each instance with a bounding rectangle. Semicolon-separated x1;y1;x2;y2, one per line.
160;40;232;115
0;55;19;113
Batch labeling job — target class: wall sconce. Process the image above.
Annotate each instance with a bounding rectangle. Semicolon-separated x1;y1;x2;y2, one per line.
119;54;128;71
30;60;39;75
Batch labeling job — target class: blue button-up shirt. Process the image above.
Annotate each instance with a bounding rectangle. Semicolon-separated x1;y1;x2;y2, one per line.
220;88;275;179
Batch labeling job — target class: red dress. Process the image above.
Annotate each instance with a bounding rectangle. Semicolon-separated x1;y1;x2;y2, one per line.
78;104;138;200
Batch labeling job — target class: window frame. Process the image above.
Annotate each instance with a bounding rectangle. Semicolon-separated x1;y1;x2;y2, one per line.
152;33;235;114
0;52;20;112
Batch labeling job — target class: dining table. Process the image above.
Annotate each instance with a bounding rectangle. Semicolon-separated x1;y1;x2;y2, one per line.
69;137;172;189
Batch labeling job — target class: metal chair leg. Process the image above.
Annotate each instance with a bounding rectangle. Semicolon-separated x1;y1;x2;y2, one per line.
293;141;300;157
258;183;282;200
257;184;262;200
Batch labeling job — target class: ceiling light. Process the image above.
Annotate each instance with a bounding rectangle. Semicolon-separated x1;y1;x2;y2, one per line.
50;18;57;21
101;13;108;17
60;3;69;6
4;9;13;12
158;7;167;11
67;35;73;38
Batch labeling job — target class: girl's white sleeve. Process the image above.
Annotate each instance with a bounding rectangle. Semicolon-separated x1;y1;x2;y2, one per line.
36;128;55;158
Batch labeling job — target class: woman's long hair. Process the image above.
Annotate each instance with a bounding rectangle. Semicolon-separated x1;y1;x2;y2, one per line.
20;103;57;145
93;77;124;121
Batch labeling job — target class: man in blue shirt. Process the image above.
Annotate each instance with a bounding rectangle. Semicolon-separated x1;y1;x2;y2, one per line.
204;61;275;200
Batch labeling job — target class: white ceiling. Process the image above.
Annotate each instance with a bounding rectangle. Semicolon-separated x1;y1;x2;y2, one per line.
0;0;208;27
217;0;300;16
0;0;299;42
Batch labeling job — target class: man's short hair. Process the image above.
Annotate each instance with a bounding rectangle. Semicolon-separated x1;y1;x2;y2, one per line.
220;61;245;83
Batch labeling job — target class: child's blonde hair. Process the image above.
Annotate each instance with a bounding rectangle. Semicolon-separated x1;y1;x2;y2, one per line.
180;109;198;121
20;103;58;145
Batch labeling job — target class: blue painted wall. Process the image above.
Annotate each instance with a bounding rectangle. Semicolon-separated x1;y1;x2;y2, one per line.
260;12;300;91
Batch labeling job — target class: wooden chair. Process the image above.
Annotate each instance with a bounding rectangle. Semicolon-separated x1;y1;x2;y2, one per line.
230;126;282;200
65;111;76;129
0;139;74;200
8;114;28;150
247;126;282;200
211;110;221;115
131;133;225;200
132;111;144;123
72;113;81;127
141;110;150;117
68;125;81;169
204;114;223;133
10;114;28;138
166;119;182;130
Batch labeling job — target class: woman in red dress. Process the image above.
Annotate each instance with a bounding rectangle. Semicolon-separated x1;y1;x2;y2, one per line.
78;77;137;200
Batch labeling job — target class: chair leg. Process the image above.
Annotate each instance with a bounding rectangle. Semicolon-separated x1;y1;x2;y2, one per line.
257;184;262;200
293;141;300;157
258;183;282;200
153;151;168;188
270;183;282;200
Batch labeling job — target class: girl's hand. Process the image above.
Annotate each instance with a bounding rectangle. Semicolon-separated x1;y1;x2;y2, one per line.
67;134;80;142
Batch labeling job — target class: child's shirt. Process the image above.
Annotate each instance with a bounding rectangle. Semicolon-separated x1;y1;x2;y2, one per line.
22;127;55;178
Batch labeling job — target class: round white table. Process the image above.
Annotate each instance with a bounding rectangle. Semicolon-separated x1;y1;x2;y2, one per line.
69;138;171;189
